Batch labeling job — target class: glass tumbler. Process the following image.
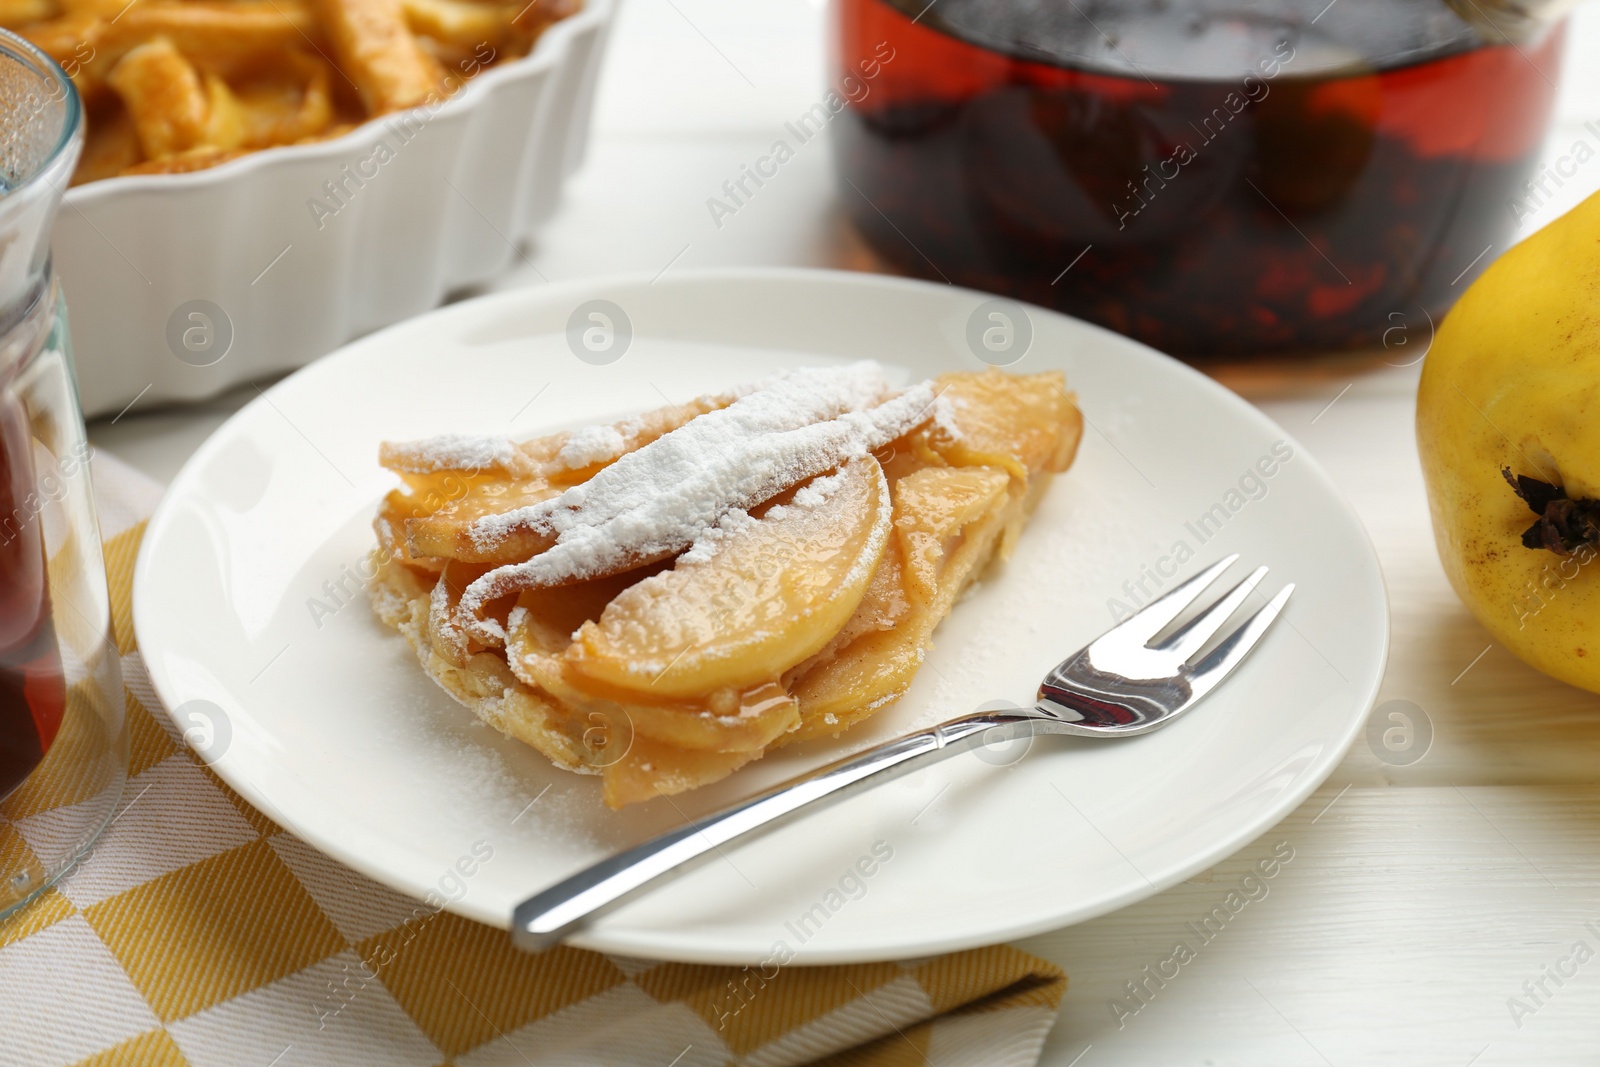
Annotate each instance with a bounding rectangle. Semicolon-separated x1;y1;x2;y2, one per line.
0;31;125;919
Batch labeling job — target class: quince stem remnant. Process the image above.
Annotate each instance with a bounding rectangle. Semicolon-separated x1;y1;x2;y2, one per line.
1504;467;1600;555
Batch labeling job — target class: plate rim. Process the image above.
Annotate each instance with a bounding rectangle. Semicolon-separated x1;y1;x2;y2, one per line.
132;266;1391;963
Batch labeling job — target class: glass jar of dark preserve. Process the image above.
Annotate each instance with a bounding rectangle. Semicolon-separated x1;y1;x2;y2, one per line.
832;0;1566;356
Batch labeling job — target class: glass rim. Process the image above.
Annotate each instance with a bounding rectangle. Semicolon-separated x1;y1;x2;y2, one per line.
0;28;81;197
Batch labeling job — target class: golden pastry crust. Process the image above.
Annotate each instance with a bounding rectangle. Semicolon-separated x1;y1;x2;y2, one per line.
370;549;596;775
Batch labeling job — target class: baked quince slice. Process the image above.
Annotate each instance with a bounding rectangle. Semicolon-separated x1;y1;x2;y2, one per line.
375;467;511;572
565;455;892;700
505;580;801;755
925;369;1083;479
785;464;1014;741
426;559;511;664
406;480;562;563
501;571;798;809
524;659;800;755
895;465;1015;608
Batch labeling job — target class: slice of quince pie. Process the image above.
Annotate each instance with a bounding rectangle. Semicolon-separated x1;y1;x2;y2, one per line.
369;362;1082;807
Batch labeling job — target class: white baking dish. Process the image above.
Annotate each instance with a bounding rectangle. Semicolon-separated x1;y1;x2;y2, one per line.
60;0;615;418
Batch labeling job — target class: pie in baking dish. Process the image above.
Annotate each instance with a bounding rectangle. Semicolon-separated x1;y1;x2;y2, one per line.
6;0;582;184
368;362;1082;807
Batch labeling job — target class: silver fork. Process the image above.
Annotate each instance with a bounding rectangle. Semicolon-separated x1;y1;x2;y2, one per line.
512;554;1292;950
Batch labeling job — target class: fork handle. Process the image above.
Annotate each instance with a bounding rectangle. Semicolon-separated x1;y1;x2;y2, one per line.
511;710;1038;950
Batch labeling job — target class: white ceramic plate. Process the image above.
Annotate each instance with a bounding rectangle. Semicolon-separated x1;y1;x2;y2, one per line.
133;269;1387;964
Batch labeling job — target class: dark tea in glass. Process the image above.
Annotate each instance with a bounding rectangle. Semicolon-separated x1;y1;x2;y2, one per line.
0;399;66;802
0;29;125;919
833;0;1565;356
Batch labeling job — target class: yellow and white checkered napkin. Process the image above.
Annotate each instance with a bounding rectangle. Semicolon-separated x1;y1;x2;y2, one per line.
0;451;1068;1067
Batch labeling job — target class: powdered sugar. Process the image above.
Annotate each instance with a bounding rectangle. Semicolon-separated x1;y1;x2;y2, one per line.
933;392;966;440
791;466;847;509
457;363;934;626
380;434;528;475
678;465;854;566
365;565;414;625
385;382;758;481
679;508;759;565
557;425;626;469
467;362;894;552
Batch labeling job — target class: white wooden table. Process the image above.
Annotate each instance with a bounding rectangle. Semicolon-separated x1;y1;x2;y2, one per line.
91;3;1600;1063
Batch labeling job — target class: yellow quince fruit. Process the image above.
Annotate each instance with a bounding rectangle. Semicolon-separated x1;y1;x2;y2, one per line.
1418;190;1600;692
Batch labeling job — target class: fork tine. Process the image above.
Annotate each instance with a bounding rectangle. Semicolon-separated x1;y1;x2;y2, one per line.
1158;565;1269;661
1108;553;1240;646
1188;582;1294;696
